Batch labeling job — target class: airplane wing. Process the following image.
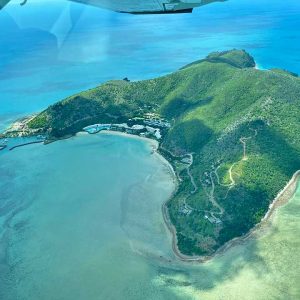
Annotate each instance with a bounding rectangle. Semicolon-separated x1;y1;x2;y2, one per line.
69;0;226;14
0;0;225;13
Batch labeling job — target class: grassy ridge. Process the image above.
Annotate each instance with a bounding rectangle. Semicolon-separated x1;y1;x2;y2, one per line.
28;50;300;256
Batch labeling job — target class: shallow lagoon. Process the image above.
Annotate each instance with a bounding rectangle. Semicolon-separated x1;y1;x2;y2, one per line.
0;133;299;299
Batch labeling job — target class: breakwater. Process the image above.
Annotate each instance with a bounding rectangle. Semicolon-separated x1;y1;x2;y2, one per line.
9;141;44;151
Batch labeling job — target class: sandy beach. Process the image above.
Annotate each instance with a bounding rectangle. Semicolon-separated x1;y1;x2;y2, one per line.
162;170;300;263
90;130;300;263
99;130;159;150
5;127;299;264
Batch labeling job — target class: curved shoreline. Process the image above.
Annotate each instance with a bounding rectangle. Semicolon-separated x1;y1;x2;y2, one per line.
122;129;300;263
162;169;300;263
98;130;159;150
4;129;299;264
138;124;300;263
53;131;300;263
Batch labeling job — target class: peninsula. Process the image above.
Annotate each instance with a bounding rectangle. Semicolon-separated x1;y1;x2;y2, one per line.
4;50;300;257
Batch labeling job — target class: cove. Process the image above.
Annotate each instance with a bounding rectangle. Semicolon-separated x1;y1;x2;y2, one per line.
0;133;299;299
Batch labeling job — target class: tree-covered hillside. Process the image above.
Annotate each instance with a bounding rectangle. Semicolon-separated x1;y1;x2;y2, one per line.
27;50;300;256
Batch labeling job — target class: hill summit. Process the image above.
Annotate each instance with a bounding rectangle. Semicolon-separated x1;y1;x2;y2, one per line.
182;49;256;70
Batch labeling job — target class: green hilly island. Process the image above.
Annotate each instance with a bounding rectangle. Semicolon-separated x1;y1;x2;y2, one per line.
17;50;300;256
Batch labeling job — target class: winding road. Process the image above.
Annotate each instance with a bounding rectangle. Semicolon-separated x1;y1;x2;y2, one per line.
185;153;198;194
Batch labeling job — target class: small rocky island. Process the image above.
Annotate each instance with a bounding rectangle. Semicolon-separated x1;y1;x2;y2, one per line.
3;50;300;258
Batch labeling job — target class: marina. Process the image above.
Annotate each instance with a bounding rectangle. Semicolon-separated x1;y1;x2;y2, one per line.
83;121;165;140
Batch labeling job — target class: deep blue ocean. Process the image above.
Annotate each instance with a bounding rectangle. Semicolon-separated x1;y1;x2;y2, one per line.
0;0;300;129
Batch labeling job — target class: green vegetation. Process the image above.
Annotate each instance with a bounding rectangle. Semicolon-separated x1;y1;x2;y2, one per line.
181;49;256;70
27;50;300;256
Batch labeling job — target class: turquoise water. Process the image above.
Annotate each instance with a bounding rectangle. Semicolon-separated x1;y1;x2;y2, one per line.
1;0;300;128
0;133;176;299
1;0;300;298
0;133;299;299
